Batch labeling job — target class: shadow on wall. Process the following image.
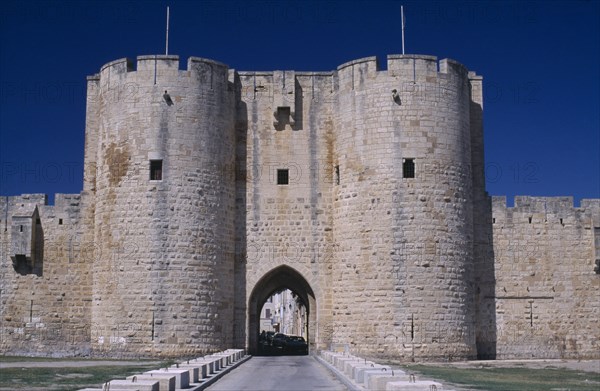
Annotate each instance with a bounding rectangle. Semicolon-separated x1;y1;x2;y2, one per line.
234;72;248;349
470;97;497;360
11;206;44;276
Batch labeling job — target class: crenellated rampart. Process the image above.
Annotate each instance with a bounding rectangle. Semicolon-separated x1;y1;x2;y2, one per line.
491;196;599;358
0;193;91;356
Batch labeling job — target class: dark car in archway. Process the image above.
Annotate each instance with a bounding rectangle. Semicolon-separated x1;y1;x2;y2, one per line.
272;333;287;349
285;335;308;354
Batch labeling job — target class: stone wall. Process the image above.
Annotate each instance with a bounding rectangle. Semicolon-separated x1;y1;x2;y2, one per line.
84;56;237;358
0;193;91;356
237;70;335;353
330;55;481;360
0;53;598;361
491;196;600;359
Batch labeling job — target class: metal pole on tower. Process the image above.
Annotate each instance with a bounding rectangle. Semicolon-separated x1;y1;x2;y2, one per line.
166;6;170;55
401;5;405;55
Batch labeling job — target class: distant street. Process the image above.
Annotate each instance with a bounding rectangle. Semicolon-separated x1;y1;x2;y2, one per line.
206;355;347;391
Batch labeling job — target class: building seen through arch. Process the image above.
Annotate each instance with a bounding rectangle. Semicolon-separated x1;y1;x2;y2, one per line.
260;289;307;338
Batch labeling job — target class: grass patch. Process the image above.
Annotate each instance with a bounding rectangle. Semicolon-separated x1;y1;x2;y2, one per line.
0;363;171;391
0;356;82;363
405;365;600;391
0;355;160;363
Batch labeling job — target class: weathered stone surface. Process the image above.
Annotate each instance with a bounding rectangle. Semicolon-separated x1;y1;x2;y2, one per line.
491;196;600;359
0;54;597;361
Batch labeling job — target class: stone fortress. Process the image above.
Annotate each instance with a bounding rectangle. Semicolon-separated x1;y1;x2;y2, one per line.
0;53;598;361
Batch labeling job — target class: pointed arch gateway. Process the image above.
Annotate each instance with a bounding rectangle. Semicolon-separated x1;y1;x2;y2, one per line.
247;265;316;354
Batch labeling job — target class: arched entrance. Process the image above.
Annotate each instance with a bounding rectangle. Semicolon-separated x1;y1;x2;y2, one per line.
247;265;316;354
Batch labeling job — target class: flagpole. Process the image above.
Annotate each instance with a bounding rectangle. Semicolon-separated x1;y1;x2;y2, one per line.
166;6;170;55
401;6;405;55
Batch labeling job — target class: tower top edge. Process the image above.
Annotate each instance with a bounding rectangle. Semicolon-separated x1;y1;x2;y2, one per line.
90;54;480;81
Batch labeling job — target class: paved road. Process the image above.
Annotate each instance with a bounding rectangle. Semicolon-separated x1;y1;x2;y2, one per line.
206;355;348;391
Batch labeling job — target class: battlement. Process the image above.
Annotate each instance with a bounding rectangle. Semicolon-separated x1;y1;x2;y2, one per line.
336;55;379;72
330;55;477;99
334;54;473;83
1;193;81;213
387;54;437;77
492;195;595;210
1;193;47;209
89;54;479;102
99;57;135;74
492;196;600;227
94;55;231;86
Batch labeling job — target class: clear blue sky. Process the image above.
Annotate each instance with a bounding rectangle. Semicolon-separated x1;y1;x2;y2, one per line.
1;0;598;205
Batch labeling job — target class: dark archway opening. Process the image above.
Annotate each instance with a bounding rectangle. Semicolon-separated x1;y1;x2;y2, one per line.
248;265;316;355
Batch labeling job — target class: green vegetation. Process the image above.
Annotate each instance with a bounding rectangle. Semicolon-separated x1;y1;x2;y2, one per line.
404;364;600;391
0;355;158;363
0;360;172;391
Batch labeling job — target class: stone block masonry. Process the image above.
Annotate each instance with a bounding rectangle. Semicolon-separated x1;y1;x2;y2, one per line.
491;196;600;359
0;193;91;356
0;53;598;361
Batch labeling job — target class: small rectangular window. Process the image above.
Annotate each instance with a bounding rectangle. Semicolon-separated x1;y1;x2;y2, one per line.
334;165;340;185
150;160;163;181
403;158;415;178
59;219;63;225
277;169;289;185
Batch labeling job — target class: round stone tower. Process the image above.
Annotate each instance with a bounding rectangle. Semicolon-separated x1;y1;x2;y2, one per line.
85;55;236;357
331;55;479;360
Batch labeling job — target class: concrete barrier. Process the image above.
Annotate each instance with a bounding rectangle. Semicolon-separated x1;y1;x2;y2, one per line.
343;358;370;377
77;389;134;391
318;350;450;391
225;349;244;361
201;356;222;371
333;355;360;370
207;354;227;368
356;365;392;384
386;380;444;390
126;374;176;391
350;363;378;382
144;368;189;389
77;349;248;391
367;373;410;390
191;359;216;377
107;379;160;391
171;363;203;383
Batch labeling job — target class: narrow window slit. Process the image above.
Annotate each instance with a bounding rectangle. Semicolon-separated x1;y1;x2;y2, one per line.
150;160;163;181
277;169;289;185
403;158;415;179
